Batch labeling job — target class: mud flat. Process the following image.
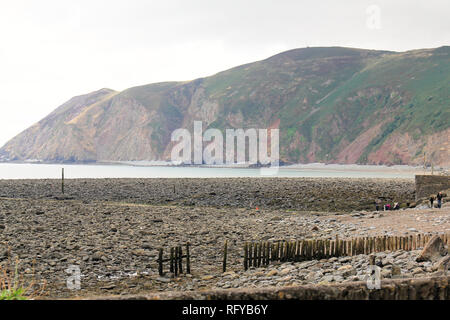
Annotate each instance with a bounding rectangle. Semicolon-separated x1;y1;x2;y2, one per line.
1;177;447;299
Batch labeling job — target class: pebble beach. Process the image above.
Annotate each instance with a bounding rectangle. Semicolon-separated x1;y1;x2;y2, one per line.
0;177;448;299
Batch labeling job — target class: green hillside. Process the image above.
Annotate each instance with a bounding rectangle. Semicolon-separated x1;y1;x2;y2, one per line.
1;46;449;166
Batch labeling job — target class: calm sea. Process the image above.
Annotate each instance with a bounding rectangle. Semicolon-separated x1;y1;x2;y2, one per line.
0;163;420;179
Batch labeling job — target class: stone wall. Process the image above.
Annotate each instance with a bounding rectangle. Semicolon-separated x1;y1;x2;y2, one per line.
89;275;450;300
415;175;450;200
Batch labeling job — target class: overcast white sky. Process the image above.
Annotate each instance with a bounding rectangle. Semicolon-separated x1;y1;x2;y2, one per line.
0;0;449;146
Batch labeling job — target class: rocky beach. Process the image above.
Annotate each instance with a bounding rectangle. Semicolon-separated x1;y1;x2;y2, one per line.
0;177;448;299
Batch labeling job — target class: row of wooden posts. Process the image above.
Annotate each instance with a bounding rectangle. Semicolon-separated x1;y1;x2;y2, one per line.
242;233;450;270
157;243;191;276
158;233;449;275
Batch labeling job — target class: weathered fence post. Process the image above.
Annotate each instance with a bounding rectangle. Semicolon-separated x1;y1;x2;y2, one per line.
223;240;228;273
158;248;163;276
178;245;183;274
254;242;258;266
62;168;65;194
244;242;248;271
174;246;179;276
257;241;262;267
170;247;174;274
335;235;340;257
186;242;191;274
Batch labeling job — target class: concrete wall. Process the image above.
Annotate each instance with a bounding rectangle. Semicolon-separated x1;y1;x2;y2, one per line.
91;275;450;300
415;175;450;200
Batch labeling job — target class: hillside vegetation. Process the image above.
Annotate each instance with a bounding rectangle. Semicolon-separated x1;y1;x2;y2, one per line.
1;46;449;166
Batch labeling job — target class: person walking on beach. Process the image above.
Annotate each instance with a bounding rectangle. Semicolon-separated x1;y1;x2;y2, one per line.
375;198;381;211
430;196;434;208
436;192;443;209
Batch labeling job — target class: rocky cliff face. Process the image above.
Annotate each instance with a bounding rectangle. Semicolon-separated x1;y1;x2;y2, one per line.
1;46;449;166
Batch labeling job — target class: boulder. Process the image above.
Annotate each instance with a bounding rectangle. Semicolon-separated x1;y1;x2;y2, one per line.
337;265;356;277
433;256;450;272
391;265;402;277
416;235;448;262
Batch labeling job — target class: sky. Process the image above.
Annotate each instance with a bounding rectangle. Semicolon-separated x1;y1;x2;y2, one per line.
0;0;449;146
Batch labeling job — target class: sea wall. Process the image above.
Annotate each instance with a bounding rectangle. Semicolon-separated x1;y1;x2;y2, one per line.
89;275;450;300
415;175;450;200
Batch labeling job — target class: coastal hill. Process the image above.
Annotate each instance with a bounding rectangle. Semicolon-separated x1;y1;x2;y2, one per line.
0;46;449;166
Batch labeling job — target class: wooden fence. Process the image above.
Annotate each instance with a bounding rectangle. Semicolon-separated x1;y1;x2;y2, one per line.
157;243;191;276
243;233;450;270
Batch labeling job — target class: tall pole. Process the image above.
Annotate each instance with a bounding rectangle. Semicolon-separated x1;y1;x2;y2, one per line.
62;168;65;194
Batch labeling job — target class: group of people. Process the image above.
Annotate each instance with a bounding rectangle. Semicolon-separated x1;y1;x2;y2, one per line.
373;191;445;211
374;199;400;211
374;191;445;211
430;191;444;209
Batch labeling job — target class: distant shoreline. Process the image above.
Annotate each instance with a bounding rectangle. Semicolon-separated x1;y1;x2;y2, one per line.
0;161;437;180
0;159;438;172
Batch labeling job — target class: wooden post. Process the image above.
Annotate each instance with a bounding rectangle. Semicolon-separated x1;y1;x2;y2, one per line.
288;241;292;260
223;240;228;273
244;242;248;271
253;242;258;266
279;241;284;262
62;168;65;194
170;247;174;273
270;242;274;261
330;240;334;258
319;240;324;259
335;236;339;257
313;240;318;259
178;246;183;273
276;241;280;261
174;247;179;276
186;242;191;274
257;241;262;267
280;241;284;261
248;242;253;268
262;242;266;266
286;241;290;261
158;248;163;276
